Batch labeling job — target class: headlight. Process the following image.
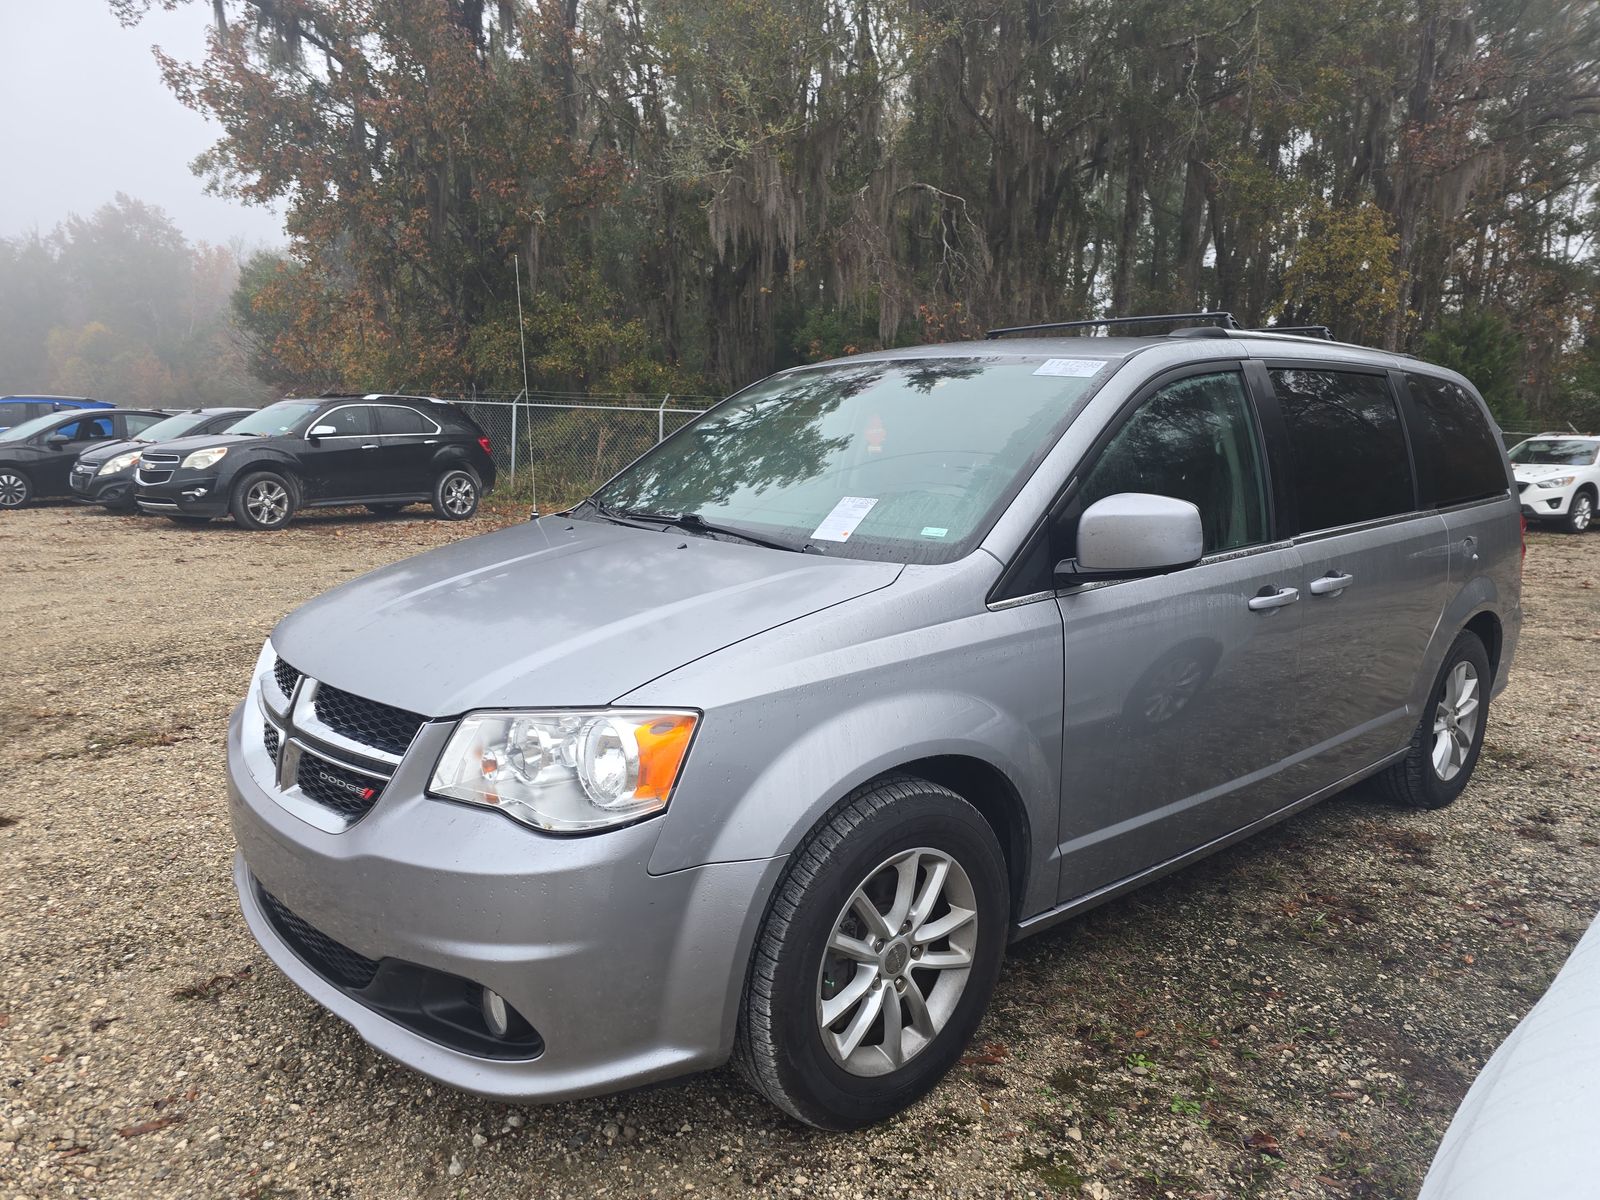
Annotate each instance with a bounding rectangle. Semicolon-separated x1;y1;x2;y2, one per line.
1534;475;1575;489
181;446;229;470
97;451;142;476
429;709;698;832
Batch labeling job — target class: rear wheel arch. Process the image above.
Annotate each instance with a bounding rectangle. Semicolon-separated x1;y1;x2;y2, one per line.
1463;610;1503;686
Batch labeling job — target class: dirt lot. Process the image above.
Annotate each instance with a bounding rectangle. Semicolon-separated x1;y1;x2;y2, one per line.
1;501;1597;1200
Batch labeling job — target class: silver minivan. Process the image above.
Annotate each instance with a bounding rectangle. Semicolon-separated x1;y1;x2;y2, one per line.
228;320;1521;1129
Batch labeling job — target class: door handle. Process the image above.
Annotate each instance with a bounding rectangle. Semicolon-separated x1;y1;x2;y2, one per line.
360;443;379;450
1308;572;1355;596
1248;586;1300;611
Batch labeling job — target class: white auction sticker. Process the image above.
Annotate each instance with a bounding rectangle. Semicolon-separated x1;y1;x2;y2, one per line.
812;496;878;542
1033;358;1105;378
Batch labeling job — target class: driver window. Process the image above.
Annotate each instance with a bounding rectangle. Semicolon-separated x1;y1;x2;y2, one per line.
1060;371;1268;560
318;406;372;437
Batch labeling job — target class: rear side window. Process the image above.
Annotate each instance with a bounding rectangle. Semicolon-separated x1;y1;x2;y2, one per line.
377;406;431;435
1269;369;1413;532
1404;374;1508;505
1069;371;1268;556
123;414;164;437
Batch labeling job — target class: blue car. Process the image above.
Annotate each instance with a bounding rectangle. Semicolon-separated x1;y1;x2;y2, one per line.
0;396;112;434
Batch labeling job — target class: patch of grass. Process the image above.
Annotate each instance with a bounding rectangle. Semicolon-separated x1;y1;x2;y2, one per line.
1019;1151;1085;1193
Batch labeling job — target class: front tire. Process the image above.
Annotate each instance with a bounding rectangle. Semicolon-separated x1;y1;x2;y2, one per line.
431;467;480;520
0;468;32;510
230;471;295;530
1376;630;1491;809
735;777;1008;1130
1562;488;1595;533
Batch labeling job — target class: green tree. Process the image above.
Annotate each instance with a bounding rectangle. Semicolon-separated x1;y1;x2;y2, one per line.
1421;309;1527;426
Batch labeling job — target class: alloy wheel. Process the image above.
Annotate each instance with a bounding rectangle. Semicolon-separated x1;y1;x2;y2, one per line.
246;480;289;526
1431;660;1481;782
816;847;978;1077
443;475;476;515
1573;493;1593;531
0;472;26;508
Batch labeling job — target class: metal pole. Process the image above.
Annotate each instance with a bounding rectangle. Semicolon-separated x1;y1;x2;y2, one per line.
510;391;519;491
657;393;671;443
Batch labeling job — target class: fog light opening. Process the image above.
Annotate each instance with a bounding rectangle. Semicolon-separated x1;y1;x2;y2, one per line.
481;986;511;1038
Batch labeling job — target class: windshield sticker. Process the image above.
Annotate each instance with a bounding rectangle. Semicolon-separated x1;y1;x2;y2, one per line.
920;526;949;539
812;496;878;542
1034;358;1105;378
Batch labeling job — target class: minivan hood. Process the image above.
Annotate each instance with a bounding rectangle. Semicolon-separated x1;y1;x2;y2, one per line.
271;517;903;715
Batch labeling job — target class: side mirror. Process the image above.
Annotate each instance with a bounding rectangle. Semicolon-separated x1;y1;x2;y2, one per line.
1057;493;1204;581
45;433;71;449
307;424;338;440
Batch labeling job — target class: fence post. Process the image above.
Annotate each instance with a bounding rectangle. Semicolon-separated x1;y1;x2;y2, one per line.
510;389;520;488
657;393;671;443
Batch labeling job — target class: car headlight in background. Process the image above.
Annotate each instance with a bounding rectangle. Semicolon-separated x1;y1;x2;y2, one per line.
181;446;229;470
1534;475;1576;489
97;451;142;476
429;709;698;832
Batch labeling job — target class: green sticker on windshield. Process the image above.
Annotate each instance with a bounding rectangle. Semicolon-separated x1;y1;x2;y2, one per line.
920;526;949;538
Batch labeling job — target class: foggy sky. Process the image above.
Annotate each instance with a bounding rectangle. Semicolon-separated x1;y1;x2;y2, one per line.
0;2;284;248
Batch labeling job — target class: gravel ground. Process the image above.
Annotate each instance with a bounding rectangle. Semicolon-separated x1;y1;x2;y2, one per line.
1;501;1596;1200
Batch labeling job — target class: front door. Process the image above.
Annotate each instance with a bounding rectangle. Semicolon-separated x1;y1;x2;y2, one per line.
301;404;378;500
37;413;116;493
1054;369;1307;901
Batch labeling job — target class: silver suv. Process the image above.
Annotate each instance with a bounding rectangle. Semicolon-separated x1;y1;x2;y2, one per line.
227;319;1521;1129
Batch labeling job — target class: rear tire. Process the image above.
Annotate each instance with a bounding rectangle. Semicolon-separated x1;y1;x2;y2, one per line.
1376;630;1491;809
431;468;480;521
734;777;1008;1130
230;471;295;531
0;468;32;510
1562;488;1594;533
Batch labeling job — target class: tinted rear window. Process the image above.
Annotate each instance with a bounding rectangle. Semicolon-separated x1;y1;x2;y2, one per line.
1270;369;1414;532
377;406;431;435
1404;374;1507;505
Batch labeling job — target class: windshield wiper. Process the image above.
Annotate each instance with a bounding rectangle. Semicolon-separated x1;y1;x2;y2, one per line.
597;503;816;553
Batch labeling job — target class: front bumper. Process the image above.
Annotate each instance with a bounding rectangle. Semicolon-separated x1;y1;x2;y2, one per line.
135;469;229;517
1517;481;1579;519
226;691;783;1103
69;466;135;507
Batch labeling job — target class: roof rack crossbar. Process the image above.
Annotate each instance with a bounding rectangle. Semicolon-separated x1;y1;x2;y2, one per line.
1245;324;1335;341
984;311;1240;339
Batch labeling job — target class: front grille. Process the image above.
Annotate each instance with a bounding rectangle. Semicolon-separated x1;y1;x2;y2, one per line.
69;473;89;491
296;752;384;820
136;469;173;485
272;656;302;700
263;724;281;765
257;887;380;989
313;685;426;756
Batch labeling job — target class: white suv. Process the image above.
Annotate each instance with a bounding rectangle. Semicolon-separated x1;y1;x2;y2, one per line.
1510;435;1599;533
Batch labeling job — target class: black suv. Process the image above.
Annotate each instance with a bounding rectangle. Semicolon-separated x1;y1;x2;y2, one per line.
0;408;168;509
72;407;251;511
133;394;497;530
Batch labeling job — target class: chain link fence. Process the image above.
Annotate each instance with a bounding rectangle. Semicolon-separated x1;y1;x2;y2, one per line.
436;391;716;511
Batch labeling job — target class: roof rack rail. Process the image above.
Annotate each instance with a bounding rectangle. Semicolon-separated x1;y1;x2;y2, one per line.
984;312;1241;339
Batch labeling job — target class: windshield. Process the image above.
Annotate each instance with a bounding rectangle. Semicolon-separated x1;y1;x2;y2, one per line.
591;357;1108;563
1509;439;1598;466
135;412;229;442
0;411;72;442
226;400;321;437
